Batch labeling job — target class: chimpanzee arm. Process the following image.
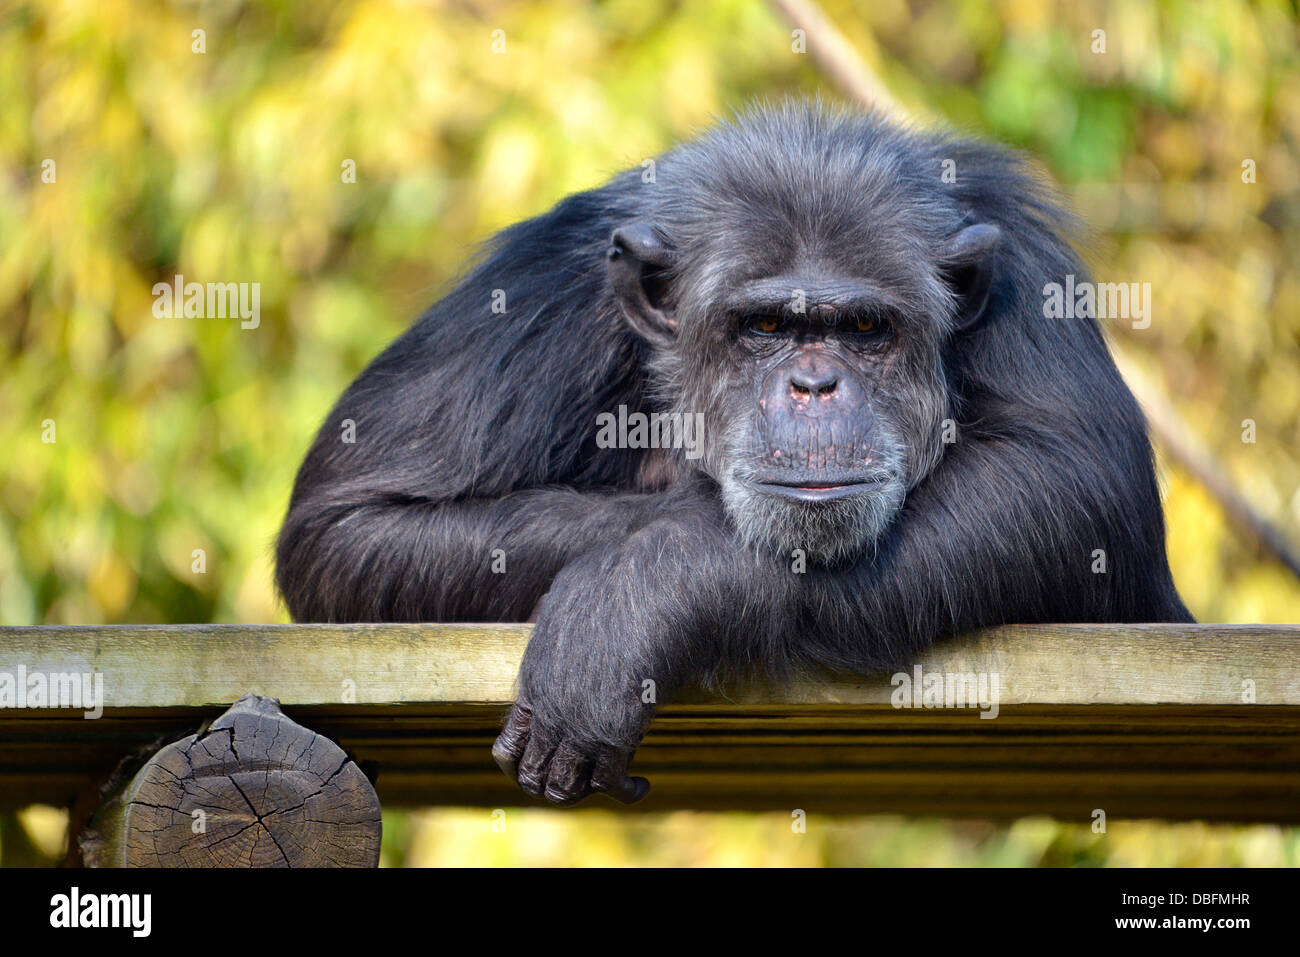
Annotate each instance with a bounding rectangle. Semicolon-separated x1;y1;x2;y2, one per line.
276;181;664;622
803;421;1194;674
276;487;659;622
493;423;1190;805
492;474;800;804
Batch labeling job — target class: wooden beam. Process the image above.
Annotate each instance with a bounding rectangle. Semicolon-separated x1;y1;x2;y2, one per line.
3;622;1297;707
2;624;1299;821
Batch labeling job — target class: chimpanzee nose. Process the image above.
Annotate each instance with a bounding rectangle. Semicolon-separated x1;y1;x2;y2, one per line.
790;367;839;398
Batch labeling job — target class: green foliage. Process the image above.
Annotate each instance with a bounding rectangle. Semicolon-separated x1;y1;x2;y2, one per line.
1;0;1296;625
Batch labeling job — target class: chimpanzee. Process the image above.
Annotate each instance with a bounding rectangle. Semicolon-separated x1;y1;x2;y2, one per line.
277;102;1192;806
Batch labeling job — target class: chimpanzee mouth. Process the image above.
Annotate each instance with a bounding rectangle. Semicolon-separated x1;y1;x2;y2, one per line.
754;476;889;503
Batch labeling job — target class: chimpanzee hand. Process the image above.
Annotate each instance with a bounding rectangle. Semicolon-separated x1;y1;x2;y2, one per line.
491;541;669;806
492;698;650;807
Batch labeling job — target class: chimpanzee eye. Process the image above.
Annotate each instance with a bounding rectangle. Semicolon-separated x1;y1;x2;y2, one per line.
743;314;785;336
846;313;892;345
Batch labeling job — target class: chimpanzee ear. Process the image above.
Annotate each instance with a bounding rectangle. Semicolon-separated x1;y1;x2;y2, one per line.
940;223;1001;332
608;224;678;348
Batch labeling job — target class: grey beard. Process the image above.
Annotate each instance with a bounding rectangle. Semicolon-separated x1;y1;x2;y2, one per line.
719;465;906;566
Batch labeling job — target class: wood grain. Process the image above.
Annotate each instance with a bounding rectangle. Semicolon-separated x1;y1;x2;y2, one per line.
2;623;1298;821
2;622;1297;707
78;694;381;867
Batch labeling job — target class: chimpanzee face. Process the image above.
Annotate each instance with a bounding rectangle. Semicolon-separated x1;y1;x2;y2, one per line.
710;276;924;564
608;215;998;565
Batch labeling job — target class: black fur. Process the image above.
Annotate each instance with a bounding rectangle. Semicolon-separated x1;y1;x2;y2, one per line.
277;102;1191;804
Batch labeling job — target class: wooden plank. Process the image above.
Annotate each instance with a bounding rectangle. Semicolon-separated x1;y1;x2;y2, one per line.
5;703;1298;819
2;622;1297;707
1;624;1298;820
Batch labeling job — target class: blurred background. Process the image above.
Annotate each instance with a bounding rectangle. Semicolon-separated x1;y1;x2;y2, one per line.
1;0;1297;866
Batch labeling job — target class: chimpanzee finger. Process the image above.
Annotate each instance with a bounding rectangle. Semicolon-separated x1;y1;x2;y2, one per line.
590;748;651;804
543;741;594;806
515;725;560;798
491;702;533;781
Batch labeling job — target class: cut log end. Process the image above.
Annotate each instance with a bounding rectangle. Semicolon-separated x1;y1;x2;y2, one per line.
86;693;381;868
